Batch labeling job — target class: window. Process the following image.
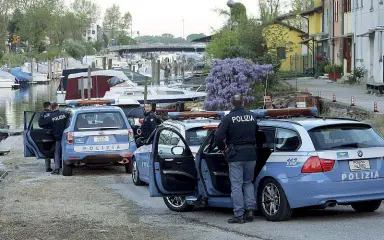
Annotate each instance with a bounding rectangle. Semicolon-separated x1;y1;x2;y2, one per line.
185;128;210;146
334;0;339;22
344;0;351;12
92;30;95;34
277;47;286;60
260;128;276;150
75;112;127;131
308;124;384;150
156;90;185;95
158;129;187;156
275;129;301;151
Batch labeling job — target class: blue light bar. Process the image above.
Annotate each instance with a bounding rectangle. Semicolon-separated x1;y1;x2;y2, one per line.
66;99;116;106
250;107;318;118
168;111;226;119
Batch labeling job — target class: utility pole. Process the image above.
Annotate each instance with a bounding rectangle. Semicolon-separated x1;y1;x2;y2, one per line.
87;66;91;100
340;0;344;69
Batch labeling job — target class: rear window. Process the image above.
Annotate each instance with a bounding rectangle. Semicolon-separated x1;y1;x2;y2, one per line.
119;106;145;126
185;128;209;146
308;124;384;150
75;112;127;131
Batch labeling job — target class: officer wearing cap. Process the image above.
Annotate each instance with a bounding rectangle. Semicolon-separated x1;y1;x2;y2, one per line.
38;101;53;172
39;102;69;175
141;103;157;140
215;94;258;224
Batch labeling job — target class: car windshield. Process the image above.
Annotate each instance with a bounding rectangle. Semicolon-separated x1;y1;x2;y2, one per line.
75;112;127;131
185;127;210;146
308;124;384;150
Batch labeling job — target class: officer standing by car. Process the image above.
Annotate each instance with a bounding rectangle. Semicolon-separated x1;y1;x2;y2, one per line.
215;94;258;224
141;103;157;140
39;102;69;175
38;101;53;172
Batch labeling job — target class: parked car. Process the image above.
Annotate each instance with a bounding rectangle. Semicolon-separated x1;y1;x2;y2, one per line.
145;108;384;221
24;99;137;176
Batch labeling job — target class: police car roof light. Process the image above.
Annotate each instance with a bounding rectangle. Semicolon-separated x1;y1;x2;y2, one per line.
66;99;116;106
202;126;218;129
168;111;225;120
250;108;318;118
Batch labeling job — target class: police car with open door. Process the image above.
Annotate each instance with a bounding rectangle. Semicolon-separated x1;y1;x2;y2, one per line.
24;99;137;176
131;111;223;186
147;108;384;221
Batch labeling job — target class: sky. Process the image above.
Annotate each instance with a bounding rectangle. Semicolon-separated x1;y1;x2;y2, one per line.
90;0;262;37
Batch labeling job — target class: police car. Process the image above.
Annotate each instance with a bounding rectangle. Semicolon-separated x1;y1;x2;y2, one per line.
131;111;222;186
145;108;384;221
24;99;137;176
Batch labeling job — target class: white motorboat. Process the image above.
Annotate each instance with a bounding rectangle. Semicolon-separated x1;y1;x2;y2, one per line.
0;71;17;88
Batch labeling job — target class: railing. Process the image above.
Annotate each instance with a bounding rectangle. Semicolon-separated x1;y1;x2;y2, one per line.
109;43;207;52
289;54;314;75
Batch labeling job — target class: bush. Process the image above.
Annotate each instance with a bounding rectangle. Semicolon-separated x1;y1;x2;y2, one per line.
63;41;86;59
346;67;365;84
203;58;274;110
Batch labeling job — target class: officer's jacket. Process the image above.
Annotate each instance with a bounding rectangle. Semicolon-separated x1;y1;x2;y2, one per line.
39;110;69;141
141;111;157;138
215;107;258;162
38;110;52;130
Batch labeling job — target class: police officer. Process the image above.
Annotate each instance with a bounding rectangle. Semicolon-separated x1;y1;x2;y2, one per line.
39;102;69;175
141;103;157;140
38;101;53;172
215;94;258;224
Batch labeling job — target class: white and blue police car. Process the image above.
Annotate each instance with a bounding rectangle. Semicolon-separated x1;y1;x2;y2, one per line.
24;99;137;176
130;111;223;186
144;107;384;221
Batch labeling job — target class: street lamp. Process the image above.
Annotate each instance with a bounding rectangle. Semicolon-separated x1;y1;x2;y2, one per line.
227;0;236;29
227;0;235;8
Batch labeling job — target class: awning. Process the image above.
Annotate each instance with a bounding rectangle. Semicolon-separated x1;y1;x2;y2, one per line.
299;38;312;44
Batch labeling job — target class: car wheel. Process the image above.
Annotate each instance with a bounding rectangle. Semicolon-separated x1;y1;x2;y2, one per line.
163;196;194;212
125;161;132;174
62;164;73;176
258;178;293;221
131;158;144;186
351;200;381;212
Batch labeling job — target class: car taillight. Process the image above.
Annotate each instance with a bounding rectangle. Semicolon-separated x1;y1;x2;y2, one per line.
66;132;74;144
301;156;335;173
128;129;134;142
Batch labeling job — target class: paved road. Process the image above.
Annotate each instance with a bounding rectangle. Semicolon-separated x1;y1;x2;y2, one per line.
286;78;383;112
104;175;384;240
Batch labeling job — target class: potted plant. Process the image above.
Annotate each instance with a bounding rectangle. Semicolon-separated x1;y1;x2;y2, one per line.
325;64;343;80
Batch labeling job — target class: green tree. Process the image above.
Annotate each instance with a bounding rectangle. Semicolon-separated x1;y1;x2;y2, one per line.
50;10;73;46
71;0;99;30
120;12;132;36
103;4;121;39
116;34;135;45
0;0;13;58
259;0;281;23
63;41;86;59
231;2;247;24
93;40;104;52
186;33;206;42
8;8;23;34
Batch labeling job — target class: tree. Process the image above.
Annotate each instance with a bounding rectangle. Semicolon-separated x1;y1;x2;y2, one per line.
116;35;135;45
120;12;132;36
93;40;104;52
8;8;23;34
63;41;86;59
231;2;247;24
259;0;281;23
103;4;122;39
0;0;12;57
50;10;73;46
186;33;206;42
203;58;274;110
71;0;99;28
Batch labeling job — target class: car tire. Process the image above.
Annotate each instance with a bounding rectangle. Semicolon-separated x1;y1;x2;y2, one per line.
125;161;133;174
351;200;381;212
163;196;194;212
62;164;73;176
131;158;144;186
258;178;293;221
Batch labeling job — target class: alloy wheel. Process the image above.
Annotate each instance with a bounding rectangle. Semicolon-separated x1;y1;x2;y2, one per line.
262;183;281;216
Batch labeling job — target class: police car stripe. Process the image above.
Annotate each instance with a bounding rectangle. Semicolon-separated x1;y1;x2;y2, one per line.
74;143;130;152
73;129;128;137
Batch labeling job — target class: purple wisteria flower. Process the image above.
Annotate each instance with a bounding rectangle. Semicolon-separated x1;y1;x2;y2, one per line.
203;58;274;111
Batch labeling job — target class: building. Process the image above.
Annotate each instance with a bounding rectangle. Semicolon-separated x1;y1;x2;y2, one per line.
82;24;102;42
263;21;306;72
354;0;384;84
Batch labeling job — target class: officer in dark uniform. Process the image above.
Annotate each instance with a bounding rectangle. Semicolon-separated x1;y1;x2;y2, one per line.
39;102;69;175
215;94;258;224
38;101;53;172
141;103;157;140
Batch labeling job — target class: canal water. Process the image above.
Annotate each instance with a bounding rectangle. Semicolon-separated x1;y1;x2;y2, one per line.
0;80;60;129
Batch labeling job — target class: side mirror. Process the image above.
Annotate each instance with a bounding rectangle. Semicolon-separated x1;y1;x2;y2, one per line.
171;146;184;155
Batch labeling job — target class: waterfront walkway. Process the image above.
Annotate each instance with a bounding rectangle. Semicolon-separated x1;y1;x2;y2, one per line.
286;78;383;112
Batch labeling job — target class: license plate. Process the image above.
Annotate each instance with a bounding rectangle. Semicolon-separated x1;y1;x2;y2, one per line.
94;136;109;142
349;160;371;171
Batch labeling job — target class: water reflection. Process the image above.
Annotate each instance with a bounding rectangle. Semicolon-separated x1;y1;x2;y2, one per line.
0;80;59;128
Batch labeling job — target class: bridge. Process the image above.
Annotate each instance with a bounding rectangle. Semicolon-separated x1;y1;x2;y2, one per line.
108;43;207;54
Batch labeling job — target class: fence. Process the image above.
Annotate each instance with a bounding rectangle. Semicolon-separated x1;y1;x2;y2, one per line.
289;54;314;75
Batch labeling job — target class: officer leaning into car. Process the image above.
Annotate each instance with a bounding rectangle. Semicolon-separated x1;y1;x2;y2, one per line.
38;101;53;172
141;103;157;140
215;94;258;224
39;102;69;175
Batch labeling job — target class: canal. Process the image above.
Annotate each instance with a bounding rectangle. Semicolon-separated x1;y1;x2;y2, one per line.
0;80;60;129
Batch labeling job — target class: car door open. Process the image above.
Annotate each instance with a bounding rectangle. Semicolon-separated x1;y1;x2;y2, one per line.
23;111;55;159
149;127;197;197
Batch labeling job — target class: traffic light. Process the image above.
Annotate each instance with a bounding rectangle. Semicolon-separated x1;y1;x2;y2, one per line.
12;35;20;44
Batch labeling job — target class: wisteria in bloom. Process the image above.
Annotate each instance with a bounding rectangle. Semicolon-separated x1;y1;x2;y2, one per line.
203;58;274;111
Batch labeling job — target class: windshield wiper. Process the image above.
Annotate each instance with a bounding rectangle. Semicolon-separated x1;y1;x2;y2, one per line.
329;142;360;149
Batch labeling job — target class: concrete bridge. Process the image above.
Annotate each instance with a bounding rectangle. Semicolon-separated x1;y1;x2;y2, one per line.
108;43;206;54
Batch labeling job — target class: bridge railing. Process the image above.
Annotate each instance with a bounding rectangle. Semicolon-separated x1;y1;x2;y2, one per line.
108;43;207;52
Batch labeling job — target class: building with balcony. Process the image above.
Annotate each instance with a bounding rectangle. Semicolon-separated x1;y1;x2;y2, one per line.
82;24;102;42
